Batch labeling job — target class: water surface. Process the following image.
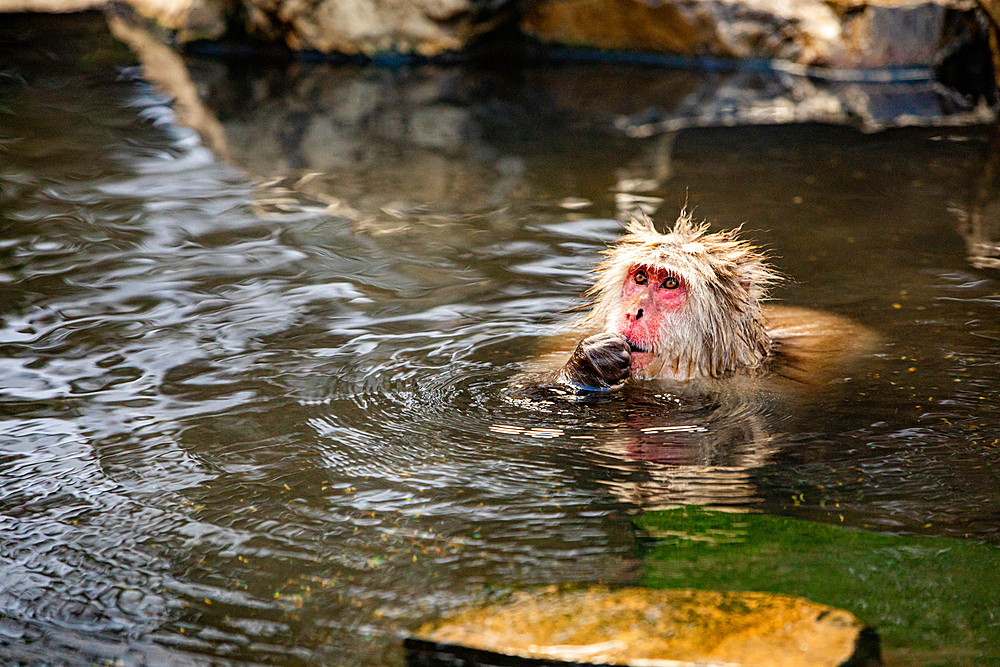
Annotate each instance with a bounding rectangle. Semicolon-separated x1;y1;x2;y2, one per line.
1;14;999;666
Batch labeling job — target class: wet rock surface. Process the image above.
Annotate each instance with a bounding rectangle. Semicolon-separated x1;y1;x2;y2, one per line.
0;0;509;48
0;0;229;40
0;0;994;80
522;0;989;70
407;587;881;667
240;0;514;56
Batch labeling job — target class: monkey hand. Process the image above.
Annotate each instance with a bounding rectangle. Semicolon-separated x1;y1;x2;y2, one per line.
558;332;632;391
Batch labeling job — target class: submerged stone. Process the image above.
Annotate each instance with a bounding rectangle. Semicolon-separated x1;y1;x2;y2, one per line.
407;587;881;667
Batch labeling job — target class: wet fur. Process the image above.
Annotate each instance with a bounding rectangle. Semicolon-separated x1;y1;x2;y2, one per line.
522;211;877;391
582;211;781;380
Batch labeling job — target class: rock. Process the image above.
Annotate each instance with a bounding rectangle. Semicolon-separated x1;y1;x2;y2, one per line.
112;0;226;40
241;0;513;56
522;0;986;70
0;0;509;52
0;0;228;41
975;0;1000;89
150;0;228;41
1;0;989;73
0;0;102;10
408;587;881;667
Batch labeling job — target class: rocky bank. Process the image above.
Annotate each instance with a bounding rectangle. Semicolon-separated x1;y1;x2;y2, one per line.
0;0;997;82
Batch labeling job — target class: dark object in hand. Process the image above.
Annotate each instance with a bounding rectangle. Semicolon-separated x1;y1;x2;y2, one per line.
558;332;632;390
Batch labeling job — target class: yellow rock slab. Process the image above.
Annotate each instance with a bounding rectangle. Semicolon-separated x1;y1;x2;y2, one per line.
410;587;880;666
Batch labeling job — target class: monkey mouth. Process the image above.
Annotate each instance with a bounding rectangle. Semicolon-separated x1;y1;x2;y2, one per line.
624;337;651;354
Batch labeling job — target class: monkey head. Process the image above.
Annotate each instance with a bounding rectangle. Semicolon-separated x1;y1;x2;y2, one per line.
580;212;781;381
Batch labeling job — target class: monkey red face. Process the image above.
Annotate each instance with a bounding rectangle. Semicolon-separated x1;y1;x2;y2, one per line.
615;265;688;370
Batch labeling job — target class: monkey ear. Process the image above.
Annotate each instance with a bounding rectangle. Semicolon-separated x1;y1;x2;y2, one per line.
734;253;782;298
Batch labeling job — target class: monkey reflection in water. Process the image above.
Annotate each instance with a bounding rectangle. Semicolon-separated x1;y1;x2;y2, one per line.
512;211;878;506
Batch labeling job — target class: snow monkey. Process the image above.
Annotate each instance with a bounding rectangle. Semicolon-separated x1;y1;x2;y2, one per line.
532;211;876;392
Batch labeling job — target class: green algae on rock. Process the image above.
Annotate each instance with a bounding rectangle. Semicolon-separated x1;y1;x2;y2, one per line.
638;508;1000;665
407;587;880;666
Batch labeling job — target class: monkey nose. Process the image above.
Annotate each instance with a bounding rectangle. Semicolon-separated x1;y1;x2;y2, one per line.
635;308;643;321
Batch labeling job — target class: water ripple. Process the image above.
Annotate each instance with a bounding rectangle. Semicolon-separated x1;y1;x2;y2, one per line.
2;31;1000;666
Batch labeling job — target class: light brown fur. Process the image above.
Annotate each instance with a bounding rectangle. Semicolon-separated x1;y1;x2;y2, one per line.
581;211;781;380
522;211;877;390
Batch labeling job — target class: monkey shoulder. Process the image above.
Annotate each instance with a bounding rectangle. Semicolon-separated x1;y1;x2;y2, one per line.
763;305;879;387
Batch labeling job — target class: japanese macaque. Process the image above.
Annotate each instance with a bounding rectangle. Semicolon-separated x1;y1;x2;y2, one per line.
528;211;876;392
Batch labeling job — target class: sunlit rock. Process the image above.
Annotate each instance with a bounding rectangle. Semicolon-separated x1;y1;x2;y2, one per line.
0;0;989;71
0;0;511;52
241;0;511;55
128;0;227;40
522;0;985;70
408;587;881;667
0;0;227;40
0;0;102;11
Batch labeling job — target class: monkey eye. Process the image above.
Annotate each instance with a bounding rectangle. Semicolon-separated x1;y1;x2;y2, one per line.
661;275;679;289
634;270;648;285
